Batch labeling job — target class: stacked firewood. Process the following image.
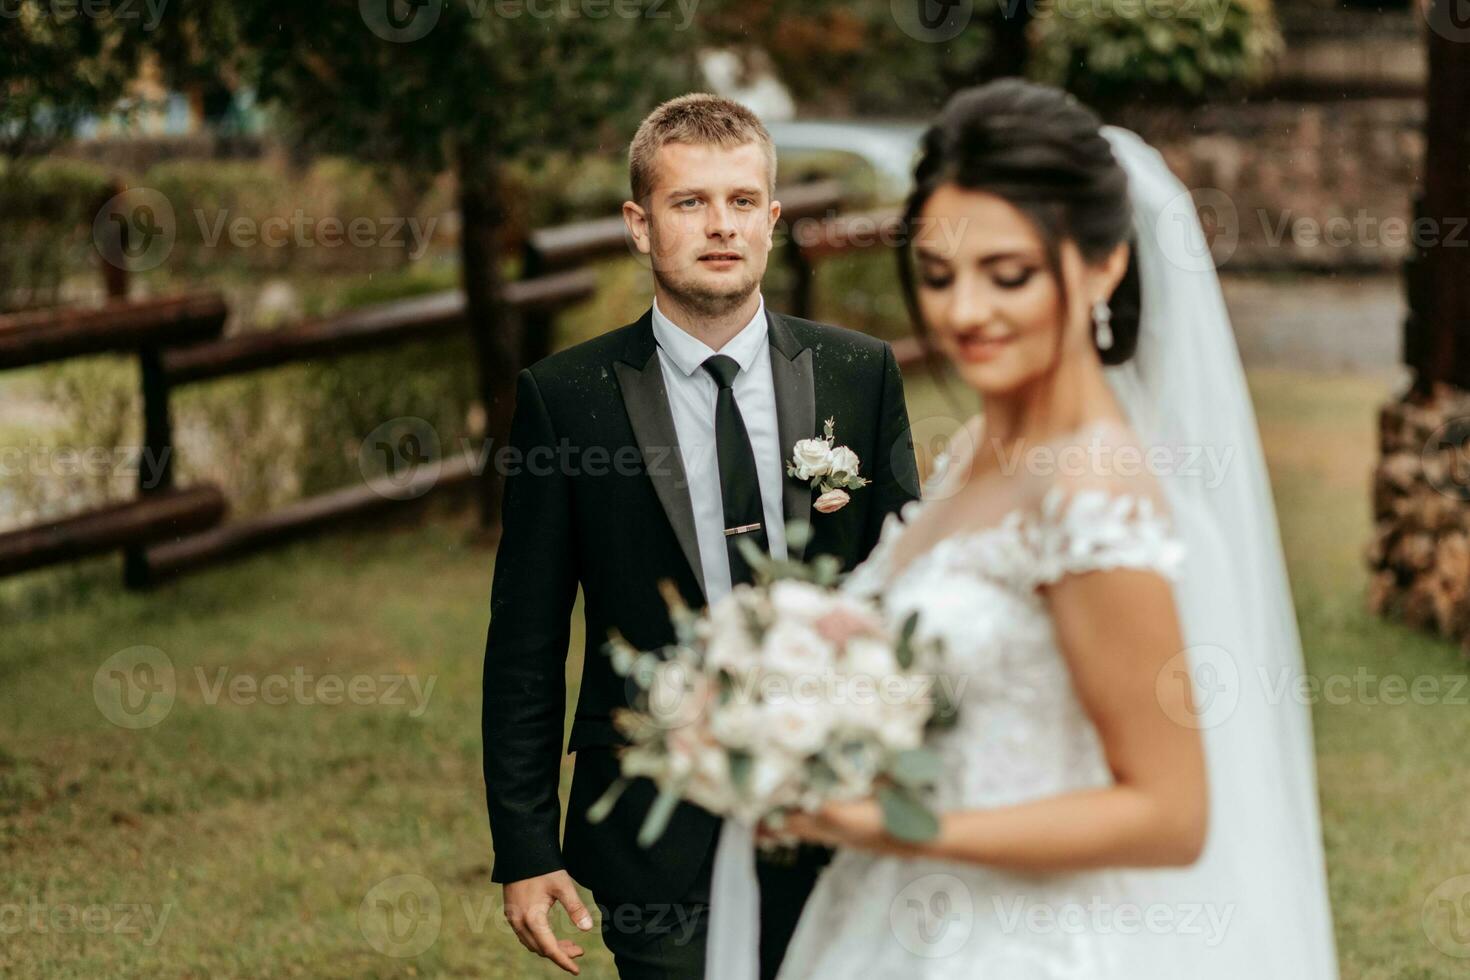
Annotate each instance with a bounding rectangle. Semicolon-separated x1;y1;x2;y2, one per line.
1369;389;1470;648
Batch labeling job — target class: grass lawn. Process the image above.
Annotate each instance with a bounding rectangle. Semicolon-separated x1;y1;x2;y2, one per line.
2;367;1467;978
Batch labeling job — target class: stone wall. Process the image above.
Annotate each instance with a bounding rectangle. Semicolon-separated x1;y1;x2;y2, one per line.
1120;99;1423;273
1114;5;1426;273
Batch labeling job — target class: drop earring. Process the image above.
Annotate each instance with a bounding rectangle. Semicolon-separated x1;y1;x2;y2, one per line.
1092;299;1114;352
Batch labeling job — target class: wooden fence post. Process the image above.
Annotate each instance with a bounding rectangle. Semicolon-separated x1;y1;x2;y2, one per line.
123;346;175;588
1417;0;1470;391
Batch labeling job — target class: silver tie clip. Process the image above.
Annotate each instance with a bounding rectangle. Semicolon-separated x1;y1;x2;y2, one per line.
724;522;762;537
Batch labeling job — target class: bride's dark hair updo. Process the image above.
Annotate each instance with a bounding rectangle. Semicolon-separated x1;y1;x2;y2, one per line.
898;78;1142;366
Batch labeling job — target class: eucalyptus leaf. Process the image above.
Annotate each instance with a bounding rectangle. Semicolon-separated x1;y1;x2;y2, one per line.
729;751;753;793
878;783;940;843
785;520;813;552
888;747;944;788
586;777;630;825
638;782;684;848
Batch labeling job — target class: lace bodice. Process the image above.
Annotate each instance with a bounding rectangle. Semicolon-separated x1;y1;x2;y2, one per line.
777;432;1189;979
844;484;1184;811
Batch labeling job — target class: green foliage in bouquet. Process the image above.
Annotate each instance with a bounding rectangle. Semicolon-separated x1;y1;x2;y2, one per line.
591;530;958;849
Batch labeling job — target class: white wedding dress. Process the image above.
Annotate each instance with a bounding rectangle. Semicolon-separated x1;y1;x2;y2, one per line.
776;424;1197;979
705;125;1339;980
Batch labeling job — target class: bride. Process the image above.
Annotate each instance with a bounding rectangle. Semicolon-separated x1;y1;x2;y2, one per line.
706;79;1340;978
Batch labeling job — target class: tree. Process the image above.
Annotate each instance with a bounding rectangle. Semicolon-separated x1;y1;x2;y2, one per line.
220;1;701;529
1410;0;1470;392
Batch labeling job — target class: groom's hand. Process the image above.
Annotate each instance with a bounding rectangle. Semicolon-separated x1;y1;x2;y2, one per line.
503;870;594;975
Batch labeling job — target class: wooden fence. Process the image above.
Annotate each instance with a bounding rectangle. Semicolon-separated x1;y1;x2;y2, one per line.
0;180;916;589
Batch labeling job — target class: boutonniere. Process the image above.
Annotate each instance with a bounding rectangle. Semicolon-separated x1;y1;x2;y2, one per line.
786;417;869;514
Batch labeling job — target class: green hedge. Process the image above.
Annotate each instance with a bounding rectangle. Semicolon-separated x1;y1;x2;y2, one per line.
1029;0;1283;108
0;158;115;311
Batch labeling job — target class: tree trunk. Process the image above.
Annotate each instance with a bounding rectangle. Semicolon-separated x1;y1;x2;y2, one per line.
458;150;519;535
1420;0;1470;390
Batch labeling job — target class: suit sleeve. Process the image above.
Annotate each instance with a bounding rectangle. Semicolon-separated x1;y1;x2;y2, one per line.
864;342;921;555
482;368;578;884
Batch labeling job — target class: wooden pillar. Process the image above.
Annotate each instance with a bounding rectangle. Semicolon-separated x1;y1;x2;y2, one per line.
122;346;175;588
459;151;518;536
1417;1;1470;390
518;239;554;369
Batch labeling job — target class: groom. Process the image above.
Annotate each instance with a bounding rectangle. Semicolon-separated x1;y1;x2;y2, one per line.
482;93;919;979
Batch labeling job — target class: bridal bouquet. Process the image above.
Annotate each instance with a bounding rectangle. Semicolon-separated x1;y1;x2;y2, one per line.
590;547;955;848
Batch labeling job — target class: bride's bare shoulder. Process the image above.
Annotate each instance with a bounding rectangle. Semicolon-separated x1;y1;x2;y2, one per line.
1024;417;1171;514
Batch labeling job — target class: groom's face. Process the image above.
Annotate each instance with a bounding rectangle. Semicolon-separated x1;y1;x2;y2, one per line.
623;141;780;316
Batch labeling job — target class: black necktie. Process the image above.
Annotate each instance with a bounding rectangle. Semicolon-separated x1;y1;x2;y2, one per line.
701;354;769;587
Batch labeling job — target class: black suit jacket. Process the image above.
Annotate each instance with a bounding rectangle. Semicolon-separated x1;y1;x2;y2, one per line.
482;306;920;905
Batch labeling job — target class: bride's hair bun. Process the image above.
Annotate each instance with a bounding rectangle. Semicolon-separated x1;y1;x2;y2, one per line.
899;78;1142;366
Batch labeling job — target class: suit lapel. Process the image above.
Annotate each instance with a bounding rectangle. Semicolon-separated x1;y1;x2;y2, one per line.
766;310;817;563
613;312;707;600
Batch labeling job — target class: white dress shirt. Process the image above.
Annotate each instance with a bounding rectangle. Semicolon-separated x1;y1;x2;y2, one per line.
651;294;788;605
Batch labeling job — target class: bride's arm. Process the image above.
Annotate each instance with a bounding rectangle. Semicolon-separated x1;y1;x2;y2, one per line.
783;567;1208;871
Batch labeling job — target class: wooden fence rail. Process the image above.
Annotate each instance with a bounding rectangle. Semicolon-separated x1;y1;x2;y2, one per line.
0;180;926;589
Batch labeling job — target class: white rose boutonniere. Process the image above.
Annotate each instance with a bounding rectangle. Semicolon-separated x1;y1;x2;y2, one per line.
786;417;869;515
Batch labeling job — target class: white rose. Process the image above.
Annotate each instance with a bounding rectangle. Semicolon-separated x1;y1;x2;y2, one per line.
843;636;898;683
710;697;763;749
647;661;708;729
828;446;860;480
761;619;835;678
763;697;832;756
769;580;833;624
791;438;834;480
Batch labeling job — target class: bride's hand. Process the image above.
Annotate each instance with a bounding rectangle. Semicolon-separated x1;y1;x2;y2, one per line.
777;800;905;854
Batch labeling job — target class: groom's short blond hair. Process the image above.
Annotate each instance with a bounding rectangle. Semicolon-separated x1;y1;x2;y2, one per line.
628;93;777;204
